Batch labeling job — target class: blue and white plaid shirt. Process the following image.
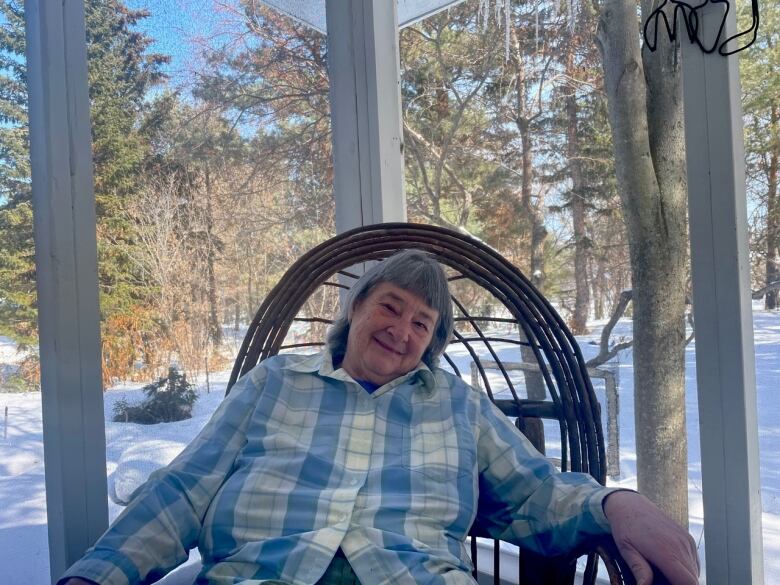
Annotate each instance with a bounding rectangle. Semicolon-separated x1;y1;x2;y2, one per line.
62;351;615;585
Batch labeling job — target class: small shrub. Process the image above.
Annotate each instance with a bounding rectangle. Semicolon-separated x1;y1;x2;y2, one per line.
16;354;41;389
113;367;198;424
0;372;39;393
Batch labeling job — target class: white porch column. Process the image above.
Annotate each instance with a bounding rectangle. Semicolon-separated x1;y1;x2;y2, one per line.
682;6;764;585
25;1;108;582
326;0;407;232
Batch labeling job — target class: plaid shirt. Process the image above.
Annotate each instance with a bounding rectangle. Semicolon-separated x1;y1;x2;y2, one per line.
62;351;615;585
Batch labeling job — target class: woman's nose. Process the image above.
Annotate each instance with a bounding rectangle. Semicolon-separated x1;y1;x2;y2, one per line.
387;320;411;342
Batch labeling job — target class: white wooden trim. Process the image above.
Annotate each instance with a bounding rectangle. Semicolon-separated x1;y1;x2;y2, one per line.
25;1;108;581
326;0;406;232
681;5;764;584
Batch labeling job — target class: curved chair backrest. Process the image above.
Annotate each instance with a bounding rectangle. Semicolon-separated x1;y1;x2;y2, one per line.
228;223;630;585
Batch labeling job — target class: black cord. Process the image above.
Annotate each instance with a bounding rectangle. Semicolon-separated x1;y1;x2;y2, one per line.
719;0;760;55
643;0;760;56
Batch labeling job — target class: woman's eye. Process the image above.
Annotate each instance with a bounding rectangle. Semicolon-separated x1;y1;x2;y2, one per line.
382;303;399;314
415;321;429;331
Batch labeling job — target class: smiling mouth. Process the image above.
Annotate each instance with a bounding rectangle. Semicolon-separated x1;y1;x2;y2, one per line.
373;336;404;356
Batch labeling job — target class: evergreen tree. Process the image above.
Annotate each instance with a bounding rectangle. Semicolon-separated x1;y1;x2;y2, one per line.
0;1;168;380
193;1;333;227
400;8;499;234
189;2;337;331
84;2;168;379
0;0;35;345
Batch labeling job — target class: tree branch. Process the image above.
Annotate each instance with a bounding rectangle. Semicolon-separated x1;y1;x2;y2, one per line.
752;280;780;299
586;290;633;367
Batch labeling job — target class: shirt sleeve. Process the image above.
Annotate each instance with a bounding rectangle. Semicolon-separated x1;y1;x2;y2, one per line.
473;392;618;556
58;363;269;585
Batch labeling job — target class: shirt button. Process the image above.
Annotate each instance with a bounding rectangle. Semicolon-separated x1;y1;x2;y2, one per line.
350;478;358;486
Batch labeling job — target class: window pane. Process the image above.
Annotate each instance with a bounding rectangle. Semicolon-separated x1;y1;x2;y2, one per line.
398;2;712;578
740;0;780;578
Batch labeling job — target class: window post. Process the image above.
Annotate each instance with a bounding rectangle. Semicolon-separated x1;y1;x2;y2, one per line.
682;5;764;584
326;0;407;231
25;1;108;581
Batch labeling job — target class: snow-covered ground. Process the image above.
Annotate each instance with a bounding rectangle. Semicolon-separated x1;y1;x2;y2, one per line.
1;307;778;584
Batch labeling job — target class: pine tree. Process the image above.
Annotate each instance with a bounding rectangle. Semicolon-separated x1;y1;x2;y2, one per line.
547;1;623;332
400;8;498;234
0;0;35;345
0;1;168;380
84;1;168;342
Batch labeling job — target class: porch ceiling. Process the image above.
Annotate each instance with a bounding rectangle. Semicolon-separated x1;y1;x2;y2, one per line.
257;0;466;33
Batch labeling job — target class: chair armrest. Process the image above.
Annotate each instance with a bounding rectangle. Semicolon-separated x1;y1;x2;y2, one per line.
582;536;637;585
574;535;675;585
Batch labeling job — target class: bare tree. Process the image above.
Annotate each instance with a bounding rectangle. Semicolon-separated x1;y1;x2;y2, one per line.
597;0;690;525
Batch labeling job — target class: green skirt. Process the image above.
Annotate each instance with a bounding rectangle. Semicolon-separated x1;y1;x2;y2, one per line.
315;549;361;585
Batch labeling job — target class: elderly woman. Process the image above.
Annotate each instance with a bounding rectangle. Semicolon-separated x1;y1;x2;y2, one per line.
61;251;698;585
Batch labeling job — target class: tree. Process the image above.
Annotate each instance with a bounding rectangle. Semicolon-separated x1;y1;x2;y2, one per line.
0;1;34;346
0;0;168;383
186;2;341;340
548;0;622;333
132;94;256;374
597;0;690;525
400;3;573;294
400;10;497;233
741;2;780;309
85;1;168;382
195;1;333;224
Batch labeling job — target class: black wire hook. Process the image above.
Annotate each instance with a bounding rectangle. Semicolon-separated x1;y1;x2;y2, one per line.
719;0;760;55
643;0;761;56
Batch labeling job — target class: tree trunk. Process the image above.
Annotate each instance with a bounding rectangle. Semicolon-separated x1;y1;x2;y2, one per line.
509;15;548;293
765;104;779;310
247;274;254;323
566;63;590;334
517;118;547;291
597;0;689;527
594;255;605;321
204;166;222;346
514;96;547;422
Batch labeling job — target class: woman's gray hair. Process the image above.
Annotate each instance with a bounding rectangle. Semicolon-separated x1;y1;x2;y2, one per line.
326;250;453;369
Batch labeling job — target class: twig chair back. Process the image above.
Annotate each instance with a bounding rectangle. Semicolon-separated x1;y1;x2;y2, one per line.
228;223;633;585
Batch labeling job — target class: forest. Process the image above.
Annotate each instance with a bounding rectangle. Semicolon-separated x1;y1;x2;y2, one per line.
0;0;776;525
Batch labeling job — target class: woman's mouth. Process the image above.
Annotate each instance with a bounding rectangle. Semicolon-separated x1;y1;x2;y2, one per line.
373;335;404;356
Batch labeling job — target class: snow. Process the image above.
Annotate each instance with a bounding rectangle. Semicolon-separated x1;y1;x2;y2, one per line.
0;335;29;381
1;310;779;584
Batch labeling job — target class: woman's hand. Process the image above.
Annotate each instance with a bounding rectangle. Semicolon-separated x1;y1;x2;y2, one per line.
604;490;700;585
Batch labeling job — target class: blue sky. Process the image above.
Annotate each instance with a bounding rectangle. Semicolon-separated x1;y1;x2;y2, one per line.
126;0;238;87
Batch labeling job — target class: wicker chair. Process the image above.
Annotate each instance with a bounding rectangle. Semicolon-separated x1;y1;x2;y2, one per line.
228;222;636;585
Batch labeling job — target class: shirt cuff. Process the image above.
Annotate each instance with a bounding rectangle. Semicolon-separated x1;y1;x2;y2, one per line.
594;487;640;532
57;552;136;585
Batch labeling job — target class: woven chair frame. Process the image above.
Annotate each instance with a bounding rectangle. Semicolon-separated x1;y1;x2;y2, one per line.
228;222;636;585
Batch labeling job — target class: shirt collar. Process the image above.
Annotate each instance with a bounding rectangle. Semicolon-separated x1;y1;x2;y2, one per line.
281;348;436;396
